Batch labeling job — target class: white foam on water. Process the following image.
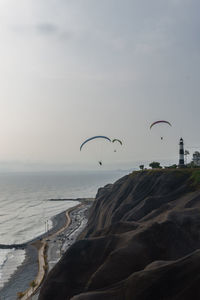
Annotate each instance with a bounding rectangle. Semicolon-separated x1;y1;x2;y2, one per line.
0;249;25;288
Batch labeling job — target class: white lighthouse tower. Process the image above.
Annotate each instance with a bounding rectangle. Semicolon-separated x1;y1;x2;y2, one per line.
179;138;185;168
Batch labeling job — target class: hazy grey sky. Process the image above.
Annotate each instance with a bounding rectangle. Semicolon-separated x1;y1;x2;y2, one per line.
0;0;199;170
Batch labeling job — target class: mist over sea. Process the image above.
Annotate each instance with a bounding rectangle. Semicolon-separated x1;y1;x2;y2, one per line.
0;170;126;291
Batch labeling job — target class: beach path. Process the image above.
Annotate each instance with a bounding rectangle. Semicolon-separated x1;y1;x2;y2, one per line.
19;204;81;300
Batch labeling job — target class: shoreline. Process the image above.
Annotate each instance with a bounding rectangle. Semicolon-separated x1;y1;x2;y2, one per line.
20;206;80;300
0;199;87;250
0;198;93;300
0;210;71;250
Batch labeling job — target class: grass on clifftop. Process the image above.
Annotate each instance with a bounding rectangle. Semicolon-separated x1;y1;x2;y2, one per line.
189;169;200;188
131;168;200;190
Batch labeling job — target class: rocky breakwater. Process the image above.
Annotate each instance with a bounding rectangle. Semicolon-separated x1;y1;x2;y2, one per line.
39;169;200;300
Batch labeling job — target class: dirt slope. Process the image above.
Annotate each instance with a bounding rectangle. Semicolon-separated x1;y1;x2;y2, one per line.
39;169;200;300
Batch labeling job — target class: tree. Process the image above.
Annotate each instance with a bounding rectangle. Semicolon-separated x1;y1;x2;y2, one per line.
186;161;195;168
30;280;37;290
185;150;190;155
184;150;190;164
149;161;162;169
17;292;25;299
139;165;144;170
165;164;177;169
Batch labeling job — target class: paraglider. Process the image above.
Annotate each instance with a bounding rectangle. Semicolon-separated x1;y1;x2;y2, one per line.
80;135;111;166
112;139;122;152
150;120;172;140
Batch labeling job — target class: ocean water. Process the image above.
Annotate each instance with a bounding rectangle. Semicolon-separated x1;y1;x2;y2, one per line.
0;170;126;290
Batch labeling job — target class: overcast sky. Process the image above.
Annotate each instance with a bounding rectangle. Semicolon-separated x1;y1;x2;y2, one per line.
0;0;199;170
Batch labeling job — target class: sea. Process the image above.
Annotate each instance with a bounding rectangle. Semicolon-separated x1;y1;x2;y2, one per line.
0;169;127;293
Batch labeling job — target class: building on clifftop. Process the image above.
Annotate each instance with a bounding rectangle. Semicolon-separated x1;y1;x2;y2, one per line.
193;151;200;166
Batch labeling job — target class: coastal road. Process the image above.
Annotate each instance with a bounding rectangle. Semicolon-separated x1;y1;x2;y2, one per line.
31;202;91;300
48;204;90;271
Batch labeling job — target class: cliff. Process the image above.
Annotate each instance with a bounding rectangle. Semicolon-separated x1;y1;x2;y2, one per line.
39;169;200;300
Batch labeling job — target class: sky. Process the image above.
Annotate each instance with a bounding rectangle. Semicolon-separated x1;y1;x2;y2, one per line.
0;0;199;171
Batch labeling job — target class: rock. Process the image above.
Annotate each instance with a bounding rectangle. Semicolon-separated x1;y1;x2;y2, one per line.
39;169;200;300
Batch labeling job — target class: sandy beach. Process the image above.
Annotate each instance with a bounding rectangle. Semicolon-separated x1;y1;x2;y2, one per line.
0;198;93;300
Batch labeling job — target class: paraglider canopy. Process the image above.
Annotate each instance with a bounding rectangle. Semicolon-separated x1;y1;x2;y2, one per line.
150;120;172;130
80;136;111;151
112;138;123;153
112;139;122;145
80;135;111;166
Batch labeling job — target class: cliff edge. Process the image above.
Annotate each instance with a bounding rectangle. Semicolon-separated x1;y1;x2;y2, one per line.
39;169;200;300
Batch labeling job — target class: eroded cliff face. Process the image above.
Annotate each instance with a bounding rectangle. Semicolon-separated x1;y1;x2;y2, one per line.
39;170;200;300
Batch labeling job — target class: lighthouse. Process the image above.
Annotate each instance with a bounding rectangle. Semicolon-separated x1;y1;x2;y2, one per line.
179;138;185;168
